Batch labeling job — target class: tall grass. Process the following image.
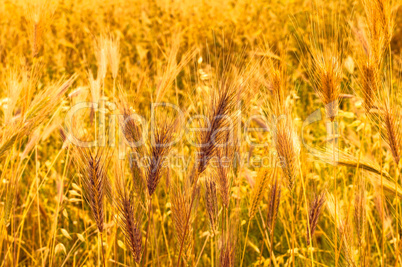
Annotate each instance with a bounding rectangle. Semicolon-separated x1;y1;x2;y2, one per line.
0;0;402;266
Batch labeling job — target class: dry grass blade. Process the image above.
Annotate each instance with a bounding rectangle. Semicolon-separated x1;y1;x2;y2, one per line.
314;148;402;197
314;148;390;178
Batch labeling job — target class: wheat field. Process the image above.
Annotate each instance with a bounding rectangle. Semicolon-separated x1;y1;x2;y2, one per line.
1;0;402;266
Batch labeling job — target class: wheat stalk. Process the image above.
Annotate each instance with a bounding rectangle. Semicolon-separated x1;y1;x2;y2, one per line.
354;176;366;247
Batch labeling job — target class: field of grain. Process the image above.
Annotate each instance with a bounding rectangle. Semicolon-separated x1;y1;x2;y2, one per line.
1;0;402;266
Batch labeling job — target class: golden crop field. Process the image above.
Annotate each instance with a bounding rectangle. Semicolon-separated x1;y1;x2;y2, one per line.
1;0;402;266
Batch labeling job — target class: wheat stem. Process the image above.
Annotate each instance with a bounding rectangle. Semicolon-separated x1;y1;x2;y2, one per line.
240;219;251;267
113;78;116;99
299;158;314;266
195;234;210;267
211;234;214;267
142;197;152;266
379;116;385;267
270;226;275;267
291;192;295;267
35;146;43;266
333;121;338;267
98;231;105;267
176;194;195;267
395;167;401;266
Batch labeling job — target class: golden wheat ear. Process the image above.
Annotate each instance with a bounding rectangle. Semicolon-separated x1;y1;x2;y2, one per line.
113;171;142;263
146;115;178;197
274;114;299;191
249;167;276;219
205;177;218;233
216;132;234;208
261;47;288;116
307;192;325;246
117;96;146;196
312;51;343;121
170;183;195;260
358;0;395;113
197;76;237;175
105;34;120;81
293;13;344;121
72;146;112;233
25;0;57;58
362;0;394;53
360;62;380;112
380;95;402;166
267;168;281;233
357;77;402;167
118;96;145;156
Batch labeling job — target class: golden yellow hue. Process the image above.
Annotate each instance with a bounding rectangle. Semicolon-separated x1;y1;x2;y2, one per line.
0;0;402;266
